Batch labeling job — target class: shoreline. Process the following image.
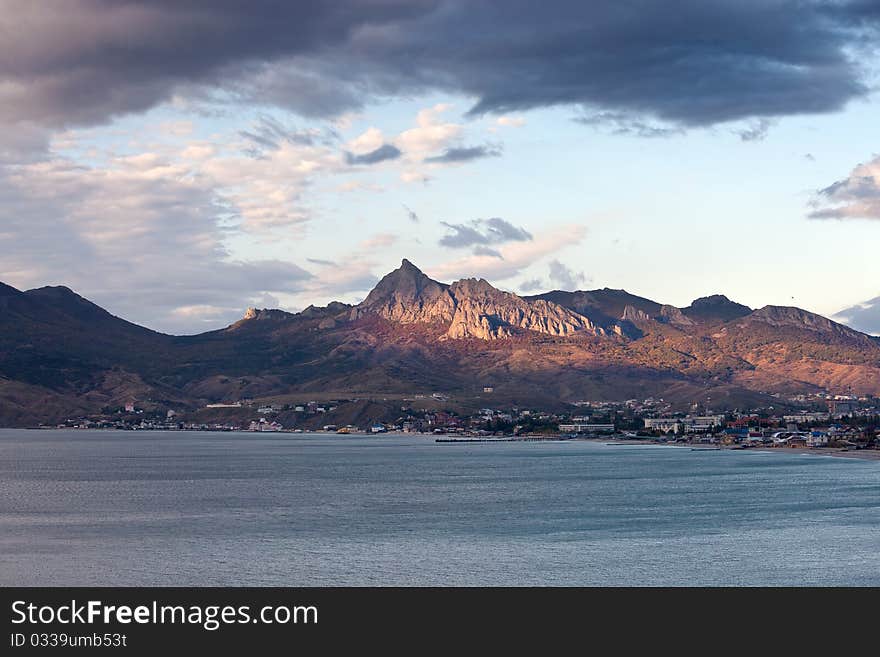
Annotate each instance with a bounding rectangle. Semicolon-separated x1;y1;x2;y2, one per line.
596;437;880;461
7;426;879;462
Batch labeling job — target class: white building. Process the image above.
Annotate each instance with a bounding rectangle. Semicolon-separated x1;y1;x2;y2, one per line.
559;423;615;433
644;415;724;434
643;418;681;433
783;413;830;424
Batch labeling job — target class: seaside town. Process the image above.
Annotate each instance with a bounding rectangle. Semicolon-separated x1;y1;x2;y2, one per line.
44;390;880;454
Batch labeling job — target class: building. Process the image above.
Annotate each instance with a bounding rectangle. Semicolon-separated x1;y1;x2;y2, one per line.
559;423;615;433
644;415;724;434
783;413;830;424
827;399;858;417
643;418;681;433
248;420;282;432
807;432;829;447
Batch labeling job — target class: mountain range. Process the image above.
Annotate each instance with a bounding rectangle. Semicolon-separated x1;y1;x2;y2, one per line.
1;259;878;426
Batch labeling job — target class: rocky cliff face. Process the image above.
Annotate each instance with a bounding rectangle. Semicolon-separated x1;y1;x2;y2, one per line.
658;304;694;327
444;278;601;340
353;260;602;340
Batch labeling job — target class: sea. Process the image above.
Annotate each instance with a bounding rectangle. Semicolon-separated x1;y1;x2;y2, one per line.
1;429;878;586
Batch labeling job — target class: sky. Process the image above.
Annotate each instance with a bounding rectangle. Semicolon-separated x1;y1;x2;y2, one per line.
1;1;880;335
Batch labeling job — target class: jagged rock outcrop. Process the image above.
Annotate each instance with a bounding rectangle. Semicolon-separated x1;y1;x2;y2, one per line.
354;260;602;340
658;304;694;326
621;305;652;322
444;278;600;340
241;308;292;322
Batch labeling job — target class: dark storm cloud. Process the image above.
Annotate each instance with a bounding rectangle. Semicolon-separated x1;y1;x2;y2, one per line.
344;143;402;165
425;144;502;163
0;1;876;130
439;217;532;248
0;0;437;126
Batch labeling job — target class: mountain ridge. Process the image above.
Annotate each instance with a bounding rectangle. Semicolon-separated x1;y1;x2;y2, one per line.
1;258;878;426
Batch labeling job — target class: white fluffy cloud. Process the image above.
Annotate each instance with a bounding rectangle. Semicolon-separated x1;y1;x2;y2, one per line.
394;104;462;157
347;127;386;154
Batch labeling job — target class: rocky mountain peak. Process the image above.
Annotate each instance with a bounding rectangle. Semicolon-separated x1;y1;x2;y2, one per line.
683;294;752;322
354;260;455;325
353;261;602;340
692;294;732;306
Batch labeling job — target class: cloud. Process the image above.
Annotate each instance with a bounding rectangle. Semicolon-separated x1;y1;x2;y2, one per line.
360;233;398;249
547;259;587;290
519;278;545;293
0;156;313;334
808;155;880;220
439;217;532;248
833;296;880;335
424;144;502;163
733;118;775;142
430;224;588;282
307;258;335;266
0;1;875;134
346;127;385;154
472;245;503;258
344;143;402;165
496;116;526;128
297;249;382;303
336;180;383;193
403;204;420;222
239;114;338;156
400;171;431;184
575;112;684;138
394;104;462;158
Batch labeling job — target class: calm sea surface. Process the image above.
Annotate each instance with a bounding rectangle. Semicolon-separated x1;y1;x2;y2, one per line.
1;429;878;586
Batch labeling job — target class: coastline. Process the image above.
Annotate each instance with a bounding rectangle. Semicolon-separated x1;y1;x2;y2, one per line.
8;426;880;462
596;437;880;461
